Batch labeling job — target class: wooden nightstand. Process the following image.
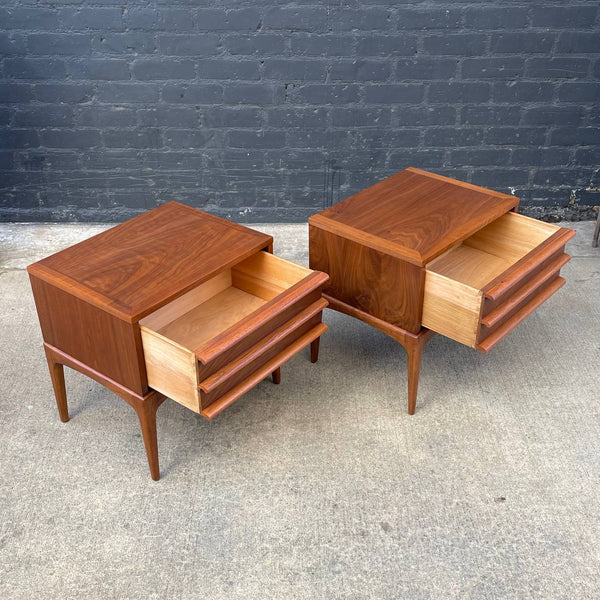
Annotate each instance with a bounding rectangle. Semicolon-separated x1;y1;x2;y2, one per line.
309;167;574;414
28;202;328;480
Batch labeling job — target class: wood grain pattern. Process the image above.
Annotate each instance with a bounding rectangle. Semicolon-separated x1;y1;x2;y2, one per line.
28;201;272;322
422;272;482;348
309;167;518;266
201;323;328;420
309;225;423;333
477;277;566;353
30;273;147;395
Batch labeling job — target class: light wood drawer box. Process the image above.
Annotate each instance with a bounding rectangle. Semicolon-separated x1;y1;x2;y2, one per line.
140;251;328;419
422;211;575;351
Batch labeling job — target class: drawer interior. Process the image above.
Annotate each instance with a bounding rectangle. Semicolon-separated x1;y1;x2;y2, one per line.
141;251;311;351
426;212;559;288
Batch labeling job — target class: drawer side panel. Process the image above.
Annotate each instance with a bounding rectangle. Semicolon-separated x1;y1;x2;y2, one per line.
422;272;482;347
140;328;200;413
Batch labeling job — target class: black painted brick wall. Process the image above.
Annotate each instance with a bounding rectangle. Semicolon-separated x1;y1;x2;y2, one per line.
1;1;599;222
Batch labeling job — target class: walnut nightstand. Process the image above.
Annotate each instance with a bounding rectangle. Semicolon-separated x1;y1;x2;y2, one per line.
28;202;328;480
309;167;574;414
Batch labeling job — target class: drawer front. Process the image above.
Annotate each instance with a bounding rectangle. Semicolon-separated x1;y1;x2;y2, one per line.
477;276;565;353
200;322;327;420
199;307;326;412
481;227;574;305
480;252;570;332
196;279;326;375
423;212;574;350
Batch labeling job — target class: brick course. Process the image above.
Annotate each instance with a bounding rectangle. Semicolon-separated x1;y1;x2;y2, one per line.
0;1;598;221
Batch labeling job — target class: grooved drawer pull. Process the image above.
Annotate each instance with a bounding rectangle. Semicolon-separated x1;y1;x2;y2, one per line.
199;298;328;394
201;323;328;420
484;229;574;301
477;277;565;353
481;253;570;329
196;271;328;365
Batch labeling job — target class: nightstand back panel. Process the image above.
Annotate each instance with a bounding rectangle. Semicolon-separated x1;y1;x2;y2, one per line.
30;274;146;395
309;225;423;333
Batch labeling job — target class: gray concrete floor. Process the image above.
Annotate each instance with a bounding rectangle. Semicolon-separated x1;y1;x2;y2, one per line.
1;221;599;599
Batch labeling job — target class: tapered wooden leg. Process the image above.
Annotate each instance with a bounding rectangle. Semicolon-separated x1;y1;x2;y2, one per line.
44;345;69;422
321;295;435;414
42;343;168;480
402;330;435;415
406;340;425;416
593;212;600;247
310;337;320;363
131;392;165;481
272;367;281;384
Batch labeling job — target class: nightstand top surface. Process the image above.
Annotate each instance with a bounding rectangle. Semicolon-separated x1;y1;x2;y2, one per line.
29;202;272;321
309;167;518;266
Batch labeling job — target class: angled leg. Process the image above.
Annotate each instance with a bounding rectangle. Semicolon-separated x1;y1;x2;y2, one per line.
44;345;69;422
322;295;435;414
310;337;320;363
131;392;166;481
272;367;281;384
593;211;600;248
405;338;426;416
401;329;435;415
43;343;167;480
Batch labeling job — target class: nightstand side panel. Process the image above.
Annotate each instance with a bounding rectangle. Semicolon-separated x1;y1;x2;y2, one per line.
309;225;423;333
29;274;147;396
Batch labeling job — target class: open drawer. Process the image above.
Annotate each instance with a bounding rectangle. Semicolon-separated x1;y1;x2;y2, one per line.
422;212;574;352
139;251;328;419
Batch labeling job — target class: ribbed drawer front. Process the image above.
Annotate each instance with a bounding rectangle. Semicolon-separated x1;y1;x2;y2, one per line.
422;212;574;350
